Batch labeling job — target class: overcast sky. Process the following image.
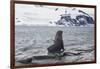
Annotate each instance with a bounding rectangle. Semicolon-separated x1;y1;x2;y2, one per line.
15;4;94;25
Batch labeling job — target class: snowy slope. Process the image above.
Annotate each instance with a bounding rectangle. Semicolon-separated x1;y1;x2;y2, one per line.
15;4;94;27
50;8;94;27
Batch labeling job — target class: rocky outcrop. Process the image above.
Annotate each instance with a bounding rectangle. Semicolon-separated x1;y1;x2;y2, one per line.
52;9;94;27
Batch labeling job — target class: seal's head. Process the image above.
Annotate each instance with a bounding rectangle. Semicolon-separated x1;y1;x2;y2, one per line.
56;30;63;35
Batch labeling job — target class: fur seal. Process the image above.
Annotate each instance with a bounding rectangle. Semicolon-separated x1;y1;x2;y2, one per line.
47;30;64;54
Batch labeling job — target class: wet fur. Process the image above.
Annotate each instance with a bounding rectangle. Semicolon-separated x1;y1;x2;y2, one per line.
47;30;64;53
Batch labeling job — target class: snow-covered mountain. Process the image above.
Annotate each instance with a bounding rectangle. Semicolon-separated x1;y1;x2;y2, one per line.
49;9;94;27
15;5;94;27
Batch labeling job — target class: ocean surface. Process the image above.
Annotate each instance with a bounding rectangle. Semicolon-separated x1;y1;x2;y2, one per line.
15;26;94;66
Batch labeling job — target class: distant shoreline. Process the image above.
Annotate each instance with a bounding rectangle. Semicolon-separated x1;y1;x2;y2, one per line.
15;25;94;28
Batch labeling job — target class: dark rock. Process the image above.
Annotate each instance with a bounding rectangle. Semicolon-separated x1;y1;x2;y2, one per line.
33;55;56;60
63;52;82;56
53;9;94;26
17;58;32;64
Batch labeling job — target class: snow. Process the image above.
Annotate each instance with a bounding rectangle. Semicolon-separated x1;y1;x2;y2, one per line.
15;4;95;66
15;4;94;26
